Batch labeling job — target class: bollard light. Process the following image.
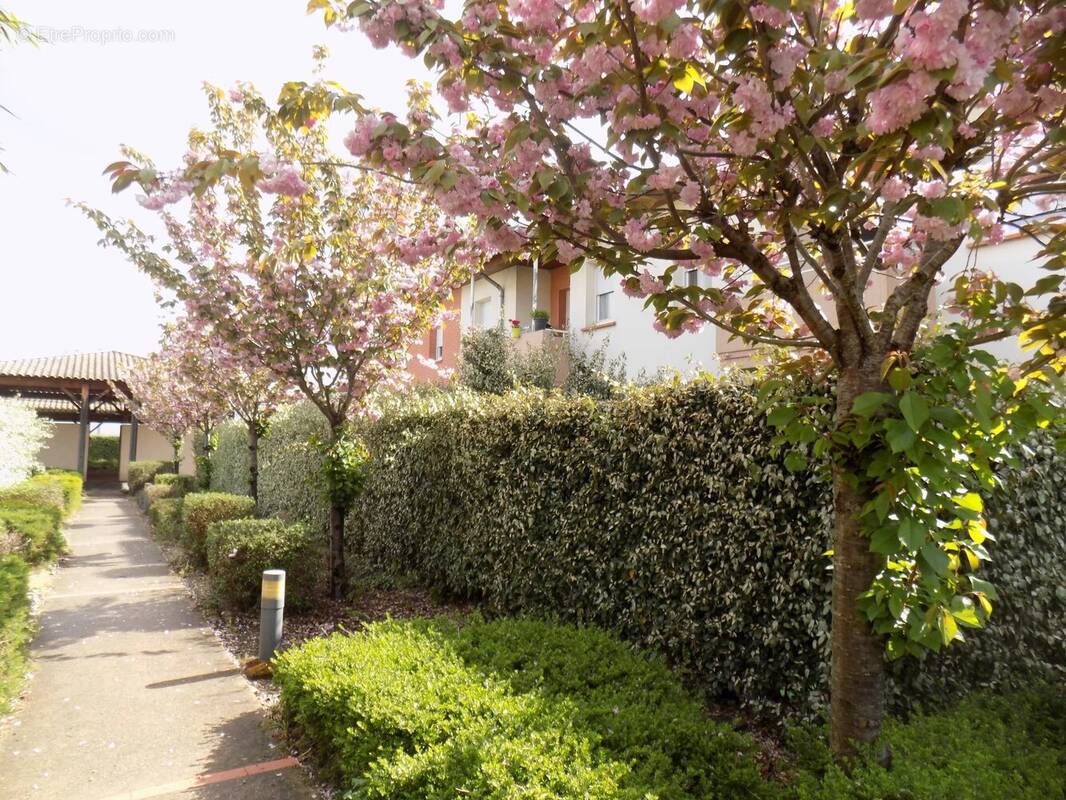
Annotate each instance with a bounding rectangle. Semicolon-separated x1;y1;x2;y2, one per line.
258;569;285;662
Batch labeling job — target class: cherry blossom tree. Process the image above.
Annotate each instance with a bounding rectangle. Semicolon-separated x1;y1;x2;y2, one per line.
165;320;288;503
275;0;1066;753
122;348;224;474
84;82;473;598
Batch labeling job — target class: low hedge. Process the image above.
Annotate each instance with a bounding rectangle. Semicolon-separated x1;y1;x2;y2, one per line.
788;685;1066;800
141;483;177;510
274;616;772;800
0;480;67;518
0;554;30;713
148;498;183;542
154;473;198;496
180;492;256;567
127;460;172;493
0;505;64;564
205;518;322;611
36;470;82;515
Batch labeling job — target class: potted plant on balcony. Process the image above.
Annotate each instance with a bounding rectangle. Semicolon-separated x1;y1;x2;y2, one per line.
531;308;550;332
509;318;522;338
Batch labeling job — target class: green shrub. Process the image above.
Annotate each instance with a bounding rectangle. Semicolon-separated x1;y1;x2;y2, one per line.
88;435;119;471
209;421;251;496
0;480;66;518
148;498;183;543
127;460;172;493
788;686;1066;800
0;505;64;563
214;385;1066;717
35;470;83;515
0;554;30;713
153;473;198;497
180;492;256;567
205;518;322;611
142;482;177;509
274;616;772;800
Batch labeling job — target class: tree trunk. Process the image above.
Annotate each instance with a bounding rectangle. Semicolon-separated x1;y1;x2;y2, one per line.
247;422;259;504
829;361;887;759
328;503;347;600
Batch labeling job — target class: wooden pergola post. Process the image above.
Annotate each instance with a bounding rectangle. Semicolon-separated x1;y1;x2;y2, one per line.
129;416;139;465
76;383;90;478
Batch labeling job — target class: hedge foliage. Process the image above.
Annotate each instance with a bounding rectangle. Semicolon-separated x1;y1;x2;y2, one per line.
154;473;198;496
88;435;119;471
788;685;1066;800
212;384;1065;716
127;460;172;493
274;616;771;800
209;421;251;497
205;518;322;611
0;555;30;712
37;471;83;516
180;492;256;567
147;498;183;543
0;471;82;564
0;479;67;518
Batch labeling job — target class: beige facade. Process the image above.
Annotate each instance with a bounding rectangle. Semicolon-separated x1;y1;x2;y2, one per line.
117;424;196;481
38;423;87;474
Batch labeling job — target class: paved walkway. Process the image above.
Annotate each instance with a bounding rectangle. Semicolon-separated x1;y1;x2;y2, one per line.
0;489;313;800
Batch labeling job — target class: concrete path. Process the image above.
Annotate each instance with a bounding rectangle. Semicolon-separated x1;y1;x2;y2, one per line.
0;489;314;800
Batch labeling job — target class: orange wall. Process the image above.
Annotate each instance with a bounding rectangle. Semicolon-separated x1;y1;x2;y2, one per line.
549;265;571;329
405;288;461;383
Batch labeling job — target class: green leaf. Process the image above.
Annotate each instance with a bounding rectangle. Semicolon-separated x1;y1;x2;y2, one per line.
969;576;998;600
852;392;892;418
885;419;916;453
783;452;808;472
921;543;951;577
898;517;925;550
939;610;958;645
899;392;929;431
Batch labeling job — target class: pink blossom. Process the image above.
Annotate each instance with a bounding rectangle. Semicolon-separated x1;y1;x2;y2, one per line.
855;0;892;20
633;0;684;25
679;181;702;206
811;115;835;138
880;177;909;202
916;179;947;199
750;4;789;28
257;166;309;197
624;219;662;252
867;72;937;135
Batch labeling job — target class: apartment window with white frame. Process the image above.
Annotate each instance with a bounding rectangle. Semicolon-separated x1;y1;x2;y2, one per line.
473;298;493;329
684;268;700;288
595;271;613;323
432;326;444;360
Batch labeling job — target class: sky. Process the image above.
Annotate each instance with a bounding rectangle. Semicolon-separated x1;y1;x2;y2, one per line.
0;1;436;361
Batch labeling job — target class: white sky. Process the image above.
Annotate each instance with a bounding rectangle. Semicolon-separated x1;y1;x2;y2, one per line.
0;1;435;361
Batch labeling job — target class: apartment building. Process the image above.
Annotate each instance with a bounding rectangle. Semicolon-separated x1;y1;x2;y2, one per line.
405;234;1048;383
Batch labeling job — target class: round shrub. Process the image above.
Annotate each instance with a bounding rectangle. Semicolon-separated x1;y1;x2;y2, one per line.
153;473;198;497
36;471;82;515
0;505;64;564
180;492;256;568
205;518;323;611
141;483;177;510
148;498;183;543
273;616;772;800
127;460;172;493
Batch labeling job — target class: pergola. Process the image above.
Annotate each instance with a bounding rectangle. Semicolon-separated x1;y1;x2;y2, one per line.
0;351;145;477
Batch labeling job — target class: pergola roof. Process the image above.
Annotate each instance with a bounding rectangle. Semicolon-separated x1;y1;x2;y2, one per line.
0;351;141;383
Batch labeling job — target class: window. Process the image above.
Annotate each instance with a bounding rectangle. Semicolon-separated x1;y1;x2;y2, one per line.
432;326;444;361
684;268;700;288
596;289;612;322
474;298;493;329
559;288;570;330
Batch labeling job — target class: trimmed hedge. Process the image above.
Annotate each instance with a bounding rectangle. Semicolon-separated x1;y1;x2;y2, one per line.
209;421;251;497
88;435;119;471
180;492;256;567
141;483;177;510
274;616;772;800
37;470;82;515
0;555;30;712
213;386;1065;716
148;498;183;543
127;460;172;493
154;473;198;496
0;480;66;518
0;505;64;564
789;685;1066;800
205;519;322;611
